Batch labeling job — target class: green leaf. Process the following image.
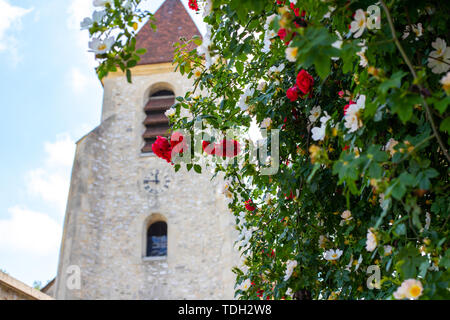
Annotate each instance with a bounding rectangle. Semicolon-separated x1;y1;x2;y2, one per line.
136;48;147;55
415;168;439;190
399;172;415;186
314;52;331;79
396;246;426;279
378;71;407;95
368;162;382;178
385;179;406;200
418;260;429;278
127;59;137;68
440;250;450;268
194;164;202;174
340;42;359;74
432;95;450;114
388;91;421;123
126;69;132;83
235;60;244;75
440;117;450;133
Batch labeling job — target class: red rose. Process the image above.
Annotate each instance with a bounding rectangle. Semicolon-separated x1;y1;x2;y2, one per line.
285;191;295;200
245;199;256;212
216;139;241;157
290;3;300;16
202;141;216;155
188;0;199;11
202;139;241;157
291;107;299;120
170;132;187;155
261;248;275;257
152;136;172;163
278;28;287;40
296;69;314;96
257;289;264;298
286;86;299;102
338;90;345;97
281;117;287;130
344;100;355;115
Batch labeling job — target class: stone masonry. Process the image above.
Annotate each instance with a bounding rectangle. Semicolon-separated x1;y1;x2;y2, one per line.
53;65;240;299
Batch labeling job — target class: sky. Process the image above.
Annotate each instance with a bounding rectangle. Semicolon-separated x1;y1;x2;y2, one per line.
0;0;205;287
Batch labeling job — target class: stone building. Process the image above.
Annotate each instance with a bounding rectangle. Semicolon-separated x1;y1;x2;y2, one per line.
0;271;53;300
51;0;239;299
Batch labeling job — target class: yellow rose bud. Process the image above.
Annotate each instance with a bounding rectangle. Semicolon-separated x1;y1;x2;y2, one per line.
368;66;379;76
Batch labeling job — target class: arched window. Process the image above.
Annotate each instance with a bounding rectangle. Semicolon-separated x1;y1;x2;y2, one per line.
141;89;175;153
146;221;167;257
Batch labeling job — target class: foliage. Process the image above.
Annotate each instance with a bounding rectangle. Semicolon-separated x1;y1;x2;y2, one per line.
33;281;42;290
87;0;449;300
83;0;154;82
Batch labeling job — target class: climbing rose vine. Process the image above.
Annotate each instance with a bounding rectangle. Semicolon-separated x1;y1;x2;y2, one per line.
86;0;450;300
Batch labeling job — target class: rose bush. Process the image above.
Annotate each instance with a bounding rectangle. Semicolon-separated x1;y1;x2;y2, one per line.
85;0;449;300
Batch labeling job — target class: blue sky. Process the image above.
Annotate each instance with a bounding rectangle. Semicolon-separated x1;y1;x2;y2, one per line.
0;0;204;287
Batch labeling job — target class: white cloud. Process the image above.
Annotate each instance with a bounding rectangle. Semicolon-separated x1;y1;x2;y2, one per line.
0;133;78;277
26;133;76;213
0;0;33;63
0;206;62;255
44;134;76;167
67;0;93;31
69;67;98;93
67;0;95;56
67;0;99;90
27;169;71;213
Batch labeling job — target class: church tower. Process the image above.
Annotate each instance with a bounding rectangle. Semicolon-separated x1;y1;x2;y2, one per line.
54;0;238;299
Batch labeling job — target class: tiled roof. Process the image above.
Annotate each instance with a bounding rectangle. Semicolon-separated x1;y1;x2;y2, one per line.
136;0;201;65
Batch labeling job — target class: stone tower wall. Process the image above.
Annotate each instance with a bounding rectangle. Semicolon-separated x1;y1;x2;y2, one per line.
54;66;239;299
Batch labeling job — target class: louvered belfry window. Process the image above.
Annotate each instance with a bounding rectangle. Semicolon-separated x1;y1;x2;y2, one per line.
141;90;175;153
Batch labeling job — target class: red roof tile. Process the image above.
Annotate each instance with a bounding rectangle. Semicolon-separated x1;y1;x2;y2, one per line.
136;0;201;65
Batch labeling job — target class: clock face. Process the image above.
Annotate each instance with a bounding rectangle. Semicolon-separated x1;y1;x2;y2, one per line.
143;168;172;195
